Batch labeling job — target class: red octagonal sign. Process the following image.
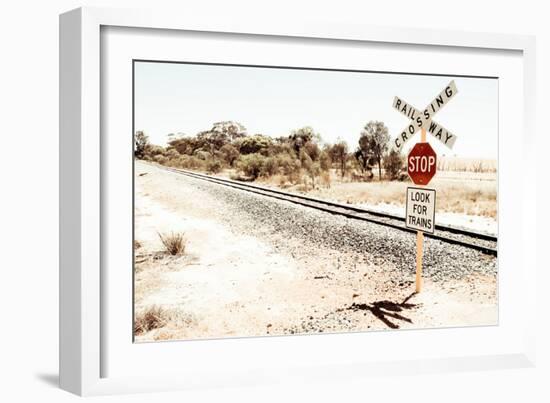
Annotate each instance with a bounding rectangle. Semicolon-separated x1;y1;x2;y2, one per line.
408;142;437;186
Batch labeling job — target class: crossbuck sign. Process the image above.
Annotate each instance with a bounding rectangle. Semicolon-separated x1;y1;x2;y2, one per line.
393;80;458;151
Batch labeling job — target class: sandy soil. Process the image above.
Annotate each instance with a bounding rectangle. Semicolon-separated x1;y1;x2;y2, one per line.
134;161;497;342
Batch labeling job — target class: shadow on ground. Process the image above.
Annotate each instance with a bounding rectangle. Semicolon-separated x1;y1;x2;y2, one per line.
347;293;418;329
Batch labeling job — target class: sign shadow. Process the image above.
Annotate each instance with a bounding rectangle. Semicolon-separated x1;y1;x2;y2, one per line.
347;293;418;329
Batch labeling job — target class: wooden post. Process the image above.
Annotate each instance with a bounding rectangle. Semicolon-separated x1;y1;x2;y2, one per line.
415;128;427;293
416;230;424;293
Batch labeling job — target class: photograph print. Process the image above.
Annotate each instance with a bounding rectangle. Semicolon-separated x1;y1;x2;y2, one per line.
133;60;498;342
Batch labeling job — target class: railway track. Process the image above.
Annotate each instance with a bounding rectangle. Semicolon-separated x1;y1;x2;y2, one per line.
156;165;498;256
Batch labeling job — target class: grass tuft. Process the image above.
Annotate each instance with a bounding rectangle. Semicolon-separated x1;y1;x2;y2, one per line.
134;306;168;335
157;231;186;255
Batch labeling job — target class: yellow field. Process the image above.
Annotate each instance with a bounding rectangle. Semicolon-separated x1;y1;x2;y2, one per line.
211;157;498;218
437;157;496;173
255;163;497;219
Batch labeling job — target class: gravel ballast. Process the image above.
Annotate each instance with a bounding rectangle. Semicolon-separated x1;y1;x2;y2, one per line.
170;170;497;283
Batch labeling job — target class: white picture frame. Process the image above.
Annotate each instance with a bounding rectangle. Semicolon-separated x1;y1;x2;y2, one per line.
60;6;537;396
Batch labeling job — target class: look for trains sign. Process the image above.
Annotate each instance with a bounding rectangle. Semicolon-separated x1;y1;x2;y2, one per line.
406;187;436;234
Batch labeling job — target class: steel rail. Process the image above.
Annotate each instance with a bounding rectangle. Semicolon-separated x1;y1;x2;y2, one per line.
156;164;497;256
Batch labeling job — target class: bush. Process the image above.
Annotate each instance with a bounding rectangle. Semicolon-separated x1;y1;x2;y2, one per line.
147;145;165;158
320;171;331;188
237;153;266;180
164;148;179;159
261;157;278;177
287;169;303;185
194;150;211;161
219;144;240;166
153;154;168;165
319;151;331;171
299;148;312;167
306;161;321;189
187;156;206;170
158;231;186;255
229;173;254;182
206;159;223;174
274;153;296;176
166;155;205;170
303;141;320;161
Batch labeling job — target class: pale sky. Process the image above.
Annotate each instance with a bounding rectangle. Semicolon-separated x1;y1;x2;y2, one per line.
134;61;498;159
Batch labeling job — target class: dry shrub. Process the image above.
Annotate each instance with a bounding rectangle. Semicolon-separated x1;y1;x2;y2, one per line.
153;154;168;165
287;170;303;185
134;240;142;250
134;306;168;335
229;173;251;181
206;159;223;174
158;231;186;255
165;155;205;170
320;171;331;188
134;306;198;339
275;174;288;188
236;153;266;180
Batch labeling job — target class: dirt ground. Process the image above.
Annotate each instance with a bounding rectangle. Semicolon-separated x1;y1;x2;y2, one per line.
134;162;497;342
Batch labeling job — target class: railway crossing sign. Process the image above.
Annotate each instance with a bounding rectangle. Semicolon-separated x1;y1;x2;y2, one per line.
391;80;460;293
393;80;458;151
408;142;437;186
406;187;436;234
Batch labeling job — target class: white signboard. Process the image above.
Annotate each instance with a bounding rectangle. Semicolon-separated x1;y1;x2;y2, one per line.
393;80;458;151
405;187;436;234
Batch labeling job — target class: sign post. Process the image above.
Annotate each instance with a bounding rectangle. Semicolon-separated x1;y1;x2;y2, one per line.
416;226;423;292
416;129;424;293
392;80;458;293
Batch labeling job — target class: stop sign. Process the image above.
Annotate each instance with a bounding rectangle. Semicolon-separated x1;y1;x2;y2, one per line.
407;142;437;186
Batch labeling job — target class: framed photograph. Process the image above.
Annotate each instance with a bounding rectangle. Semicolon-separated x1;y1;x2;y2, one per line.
60;7;537;396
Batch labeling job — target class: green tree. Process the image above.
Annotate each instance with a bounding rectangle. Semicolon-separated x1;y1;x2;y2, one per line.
194;121;248;155
211;121;247;141
289;126;322;156
134;131;149;159
354;132;374;173
300;149;321;189
168;136;202;156
361;121;389;181
329;141;349;179
239;134;272;155
383;149;404;180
